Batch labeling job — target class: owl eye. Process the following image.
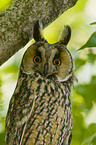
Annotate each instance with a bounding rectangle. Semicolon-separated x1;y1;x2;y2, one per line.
33;56;41;63
53;59;61;66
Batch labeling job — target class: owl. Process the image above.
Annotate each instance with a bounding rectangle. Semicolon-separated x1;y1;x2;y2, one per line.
5;20;75;145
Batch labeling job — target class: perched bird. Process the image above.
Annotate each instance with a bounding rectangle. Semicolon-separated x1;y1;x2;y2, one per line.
5;20;75;145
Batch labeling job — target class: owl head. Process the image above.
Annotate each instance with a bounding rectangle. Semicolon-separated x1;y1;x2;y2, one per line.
21;20;74;82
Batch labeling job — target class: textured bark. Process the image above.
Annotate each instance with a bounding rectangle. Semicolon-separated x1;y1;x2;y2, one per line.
0;0;78;66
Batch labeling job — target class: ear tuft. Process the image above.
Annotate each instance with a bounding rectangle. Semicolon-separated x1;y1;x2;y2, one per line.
58;25;71;46
33;20;45;42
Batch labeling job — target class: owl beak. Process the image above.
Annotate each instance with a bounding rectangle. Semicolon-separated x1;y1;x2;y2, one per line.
44;63;48;76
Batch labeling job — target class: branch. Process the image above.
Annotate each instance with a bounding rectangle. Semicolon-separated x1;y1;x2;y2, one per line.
0;0;78;66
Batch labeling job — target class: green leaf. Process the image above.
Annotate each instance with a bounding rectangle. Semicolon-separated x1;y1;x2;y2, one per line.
90;22;96;25
81;124;96;145
89;136;96;145
75;75;96;109
78;32;96;50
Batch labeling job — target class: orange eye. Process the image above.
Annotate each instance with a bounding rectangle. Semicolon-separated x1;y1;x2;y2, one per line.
53;59;61;66
33;56;41;63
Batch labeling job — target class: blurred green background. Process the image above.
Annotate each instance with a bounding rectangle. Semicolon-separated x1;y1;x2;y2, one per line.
0;0;96;144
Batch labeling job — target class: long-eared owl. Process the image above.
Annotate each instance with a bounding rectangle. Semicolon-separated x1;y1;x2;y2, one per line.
5;20;75;145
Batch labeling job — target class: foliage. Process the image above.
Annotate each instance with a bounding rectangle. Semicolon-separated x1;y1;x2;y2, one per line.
78;32;96;50
0;0;96;145
90;22;96;25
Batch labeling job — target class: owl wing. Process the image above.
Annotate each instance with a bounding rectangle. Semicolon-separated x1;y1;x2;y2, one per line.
5;75;35;145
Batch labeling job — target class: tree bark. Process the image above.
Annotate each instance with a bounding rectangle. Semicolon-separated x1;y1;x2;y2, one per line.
0;0;78;66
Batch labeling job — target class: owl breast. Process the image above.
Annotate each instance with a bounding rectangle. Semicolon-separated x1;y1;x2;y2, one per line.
20;72;72;145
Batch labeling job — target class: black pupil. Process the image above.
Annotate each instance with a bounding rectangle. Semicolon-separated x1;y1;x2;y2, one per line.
55;59;60;65
35;57;40;62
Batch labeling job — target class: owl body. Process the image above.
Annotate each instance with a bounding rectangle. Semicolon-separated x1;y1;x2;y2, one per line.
5;20;74;145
